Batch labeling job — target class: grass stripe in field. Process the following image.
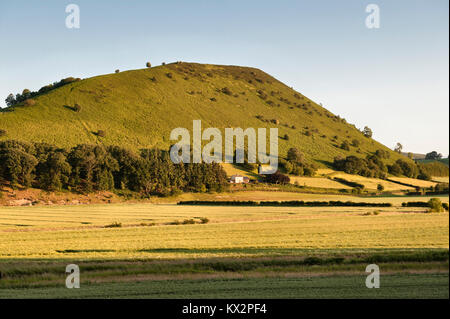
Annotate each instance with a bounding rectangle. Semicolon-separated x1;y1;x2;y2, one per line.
0;273;447;299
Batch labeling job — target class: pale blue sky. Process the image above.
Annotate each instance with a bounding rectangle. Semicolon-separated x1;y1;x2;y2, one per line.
0;0;448;154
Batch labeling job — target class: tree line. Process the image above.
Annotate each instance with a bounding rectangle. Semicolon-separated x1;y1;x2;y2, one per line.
0;141;228;196
4;77;81;107
333;149;448;180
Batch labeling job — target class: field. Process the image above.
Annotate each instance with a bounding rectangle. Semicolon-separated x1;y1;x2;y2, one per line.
388;177;437;188
327;172;415;191
0;194;448;298
0;274;447;299
173;191;449;205
288;176;352;189
432;176;449;183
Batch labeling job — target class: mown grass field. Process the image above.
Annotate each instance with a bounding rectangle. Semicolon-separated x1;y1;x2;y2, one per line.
172;191;449;205
0;196;448;298
432;176;449;183
388;177;437;188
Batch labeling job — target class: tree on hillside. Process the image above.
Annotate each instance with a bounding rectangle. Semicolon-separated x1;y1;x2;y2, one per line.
287;148;305;165
394;142;403;153
340;140;350;151
363;126;372;138
425;151;443;160
22;89;31;99
146;62;151;68
351;139;360;147
5;94;15;107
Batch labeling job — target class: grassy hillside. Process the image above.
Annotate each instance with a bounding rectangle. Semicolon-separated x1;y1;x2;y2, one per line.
0;62;406;166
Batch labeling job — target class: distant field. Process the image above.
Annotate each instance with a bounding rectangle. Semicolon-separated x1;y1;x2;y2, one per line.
433;176;449;183
288;176;351;189
173;191;449;205
329;172;414;191
388;177;437;188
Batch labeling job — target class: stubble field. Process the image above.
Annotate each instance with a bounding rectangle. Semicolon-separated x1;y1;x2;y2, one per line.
0;194;448;298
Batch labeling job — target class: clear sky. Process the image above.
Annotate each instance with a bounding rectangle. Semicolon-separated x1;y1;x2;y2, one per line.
0;0;448;155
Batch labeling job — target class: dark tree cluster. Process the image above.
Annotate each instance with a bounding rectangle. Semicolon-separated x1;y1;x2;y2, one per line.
265;171;290;184
425;151;443;160
279;148;317;177
333;154;388;179
0;141;228;196
417;162;449;178
387;159;419;178
333;150;437;181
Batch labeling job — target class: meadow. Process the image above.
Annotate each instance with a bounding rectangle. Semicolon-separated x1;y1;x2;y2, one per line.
0;195;448;298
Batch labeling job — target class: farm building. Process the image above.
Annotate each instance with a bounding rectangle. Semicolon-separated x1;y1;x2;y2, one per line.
230;175;250;184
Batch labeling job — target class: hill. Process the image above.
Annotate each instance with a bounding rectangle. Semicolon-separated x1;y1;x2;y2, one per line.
0;62;407;166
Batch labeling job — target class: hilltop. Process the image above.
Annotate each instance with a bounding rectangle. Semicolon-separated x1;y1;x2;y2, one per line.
0;62;406;166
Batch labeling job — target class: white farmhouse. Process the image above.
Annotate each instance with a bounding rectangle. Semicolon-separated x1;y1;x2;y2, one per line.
230;175;245;184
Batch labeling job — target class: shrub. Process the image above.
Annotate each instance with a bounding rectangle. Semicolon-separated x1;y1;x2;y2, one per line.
24;99;36;106
340;140;350;151
283;134;290;141
166;73;173;79
210;97;217;102
104;221;122;228
199;217;209;224
363;126;373;138
146;62;151;68
428;198;444;212
377;184;385;192
351;139;360;147
266;171;290;184
162;62;166;65
97;130;106;138
221;87;232;95
287;148;305;165
73;104;81;112
115;69;120;73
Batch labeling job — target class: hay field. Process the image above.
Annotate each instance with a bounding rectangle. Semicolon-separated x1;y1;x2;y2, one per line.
330;172;414;191
388;177;437;188
432;176;449;183
288;176;352;189
0;202;448;260
174;191;449;205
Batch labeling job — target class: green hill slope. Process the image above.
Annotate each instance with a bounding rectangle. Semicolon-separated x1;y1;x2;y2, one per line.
0;62;405;166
